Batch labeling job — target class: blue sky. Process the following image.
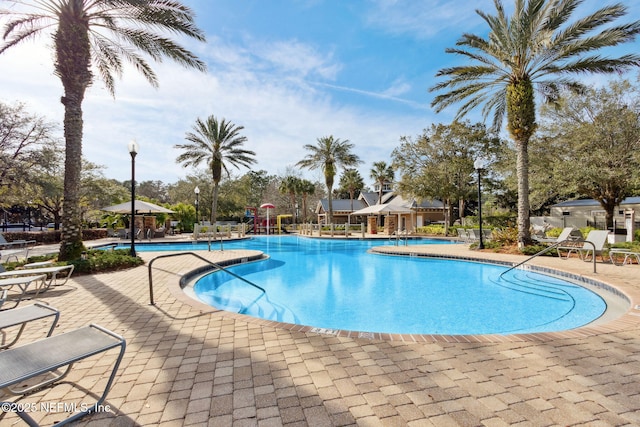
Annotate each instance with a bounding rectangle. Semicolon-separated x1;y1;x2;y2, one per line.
1;0;639;185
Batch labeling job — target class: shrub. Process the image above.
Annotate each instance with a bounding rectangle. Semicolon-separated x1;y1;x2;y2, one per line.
416;225;446;235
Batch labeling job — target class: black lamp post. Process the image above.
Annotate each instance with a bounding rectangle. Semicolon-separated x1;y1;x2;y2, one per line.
128;140;139;257
194;186;200;226
474;157;487;250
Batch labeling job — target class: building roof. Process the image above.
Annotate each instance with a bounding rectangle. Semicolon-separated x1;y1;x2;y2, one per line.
552;196;640;208
315;199;366;214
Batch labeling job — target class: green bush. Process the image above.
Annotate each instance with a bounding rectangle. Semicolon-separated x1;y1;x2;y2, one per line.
3;248;142;275
67;249;143;274
416;225;446;235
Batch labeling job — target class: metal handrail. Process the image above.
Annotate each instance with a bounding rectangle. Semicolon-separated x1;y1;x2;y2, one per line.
500;238;597;278
147;252;265;305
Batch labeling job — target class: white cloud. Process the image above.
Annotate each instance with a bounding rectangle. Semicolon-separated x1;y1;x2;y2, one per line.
0;34;428;186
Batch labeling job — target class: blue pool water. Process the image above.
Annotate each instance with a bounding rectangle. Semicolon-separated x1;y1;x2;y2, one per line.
114;236;607;335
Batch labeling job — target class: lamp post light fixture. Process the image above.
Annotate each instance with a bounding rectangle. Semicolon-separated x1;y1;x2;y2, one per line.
194;186;200;226
128;139;139;257
474;157;487;250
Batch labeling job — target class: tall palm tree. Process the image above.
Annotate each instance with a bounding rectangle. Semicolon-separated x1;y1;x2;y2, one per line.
0;0;206;260
175;116;256;226
297;136;361;224
298;179;315;223
339;169;364;212
430;0;640;246
370;161;394;204
279;176;301;223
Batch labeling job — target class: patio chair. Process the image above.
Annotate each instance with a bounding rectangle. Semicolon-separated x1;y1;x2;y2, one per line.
0;264;75;292
0;233;36;250
0;303;59;349
559;230;610;262
469;229;482;242
0;275;47;309
535;226;582;244
0;324;126;426
608;248;640;266
456;228;469;242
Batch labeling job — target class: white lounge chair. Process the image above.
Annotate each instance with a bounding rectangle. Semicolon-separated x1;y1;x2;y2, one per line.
0;264;75;292
559;230;610;262
609;248;640;266
0;303;59;349
0;275;47;308
535;226;581;244
0;233;36;250
0;324;126;426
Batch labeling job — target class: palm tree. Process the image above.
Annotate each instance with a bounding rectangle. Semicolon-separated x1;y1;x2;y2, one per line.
298;179;316;223
430;0;640;246
297;136;361;224
175;116;256;226
370;161;394;204
0;0;206;260
279;176;301;223
339;169;364;212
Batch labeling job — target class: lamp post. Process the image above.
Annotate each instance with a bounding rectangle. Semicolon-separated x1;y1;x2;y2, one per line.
194;186;200;226
128;140;139;257
474;157;487;250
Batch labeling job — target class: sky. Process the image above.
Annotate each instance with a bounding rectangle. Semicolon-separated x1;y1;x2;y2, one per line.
1;0;640;186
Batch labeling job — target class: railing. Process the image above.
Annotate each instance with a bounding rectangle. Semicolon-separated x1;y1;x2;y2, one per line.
499;239;597;279
147;252;265;305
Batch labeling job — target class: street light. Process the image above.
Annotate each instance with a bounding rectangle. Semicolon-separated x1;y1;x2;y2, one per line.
128;139;139;257
194;186;200;225
474;157;487;250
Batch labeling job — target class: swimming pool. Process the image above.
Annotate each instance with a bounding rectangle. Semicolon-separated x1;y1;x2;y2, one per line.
170;236;607;336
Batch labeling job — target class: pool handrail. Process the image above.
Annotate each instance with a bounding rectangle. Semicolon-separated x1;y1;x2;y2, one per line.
500;239;597;278
147;252;265;305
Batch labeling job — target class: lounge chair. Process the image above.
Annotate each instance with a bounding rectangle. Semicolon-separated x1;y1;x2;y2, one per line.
0;248;27;263
559;230;610;262
0;324;126;426
535;226;582;244
0;303;59;349
456;228;469;242
0;264;75;292
0;275;47;308
0;233;36;250
609;248;640;266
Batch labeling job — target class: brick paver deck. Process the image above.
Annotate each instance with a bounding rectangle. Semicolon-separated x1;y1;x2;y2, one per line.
2;237;640;426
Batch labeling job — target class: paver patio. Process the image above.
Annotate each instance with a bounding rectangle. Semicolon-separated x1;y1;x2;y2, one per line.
1;237;640;426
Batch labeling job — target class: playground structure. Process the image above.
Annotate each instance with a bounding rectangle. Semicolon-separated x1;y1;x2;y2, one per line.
244;206;293;234
244;206;276;234
277;214;293;234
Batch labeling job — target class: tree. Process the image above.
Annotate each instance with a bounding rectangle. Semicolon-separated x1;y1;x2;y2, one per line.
538;80;640;228
338;169;364;211
279;176;301;223
297;179;317;223
392;121;501;234
370;161;394;204
0;101;58;195
175;115;256;226
0;0;206;260
297;136;361;224
430;0;640;246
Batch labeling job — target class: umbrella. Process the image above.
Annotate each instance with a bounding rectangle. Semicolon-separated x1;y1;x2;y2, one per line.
102;200;174;214
260;203;275;235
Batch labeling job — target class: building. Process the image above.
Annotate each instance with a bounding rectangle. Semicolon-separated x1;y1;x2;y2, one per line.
314;186;446;233
549;196;640;229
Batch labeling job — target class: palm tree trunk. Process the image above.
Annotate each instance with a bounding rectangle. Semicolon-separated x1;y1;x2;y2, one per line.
211;182;219;225
515;138;531;247
56;17;91;261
